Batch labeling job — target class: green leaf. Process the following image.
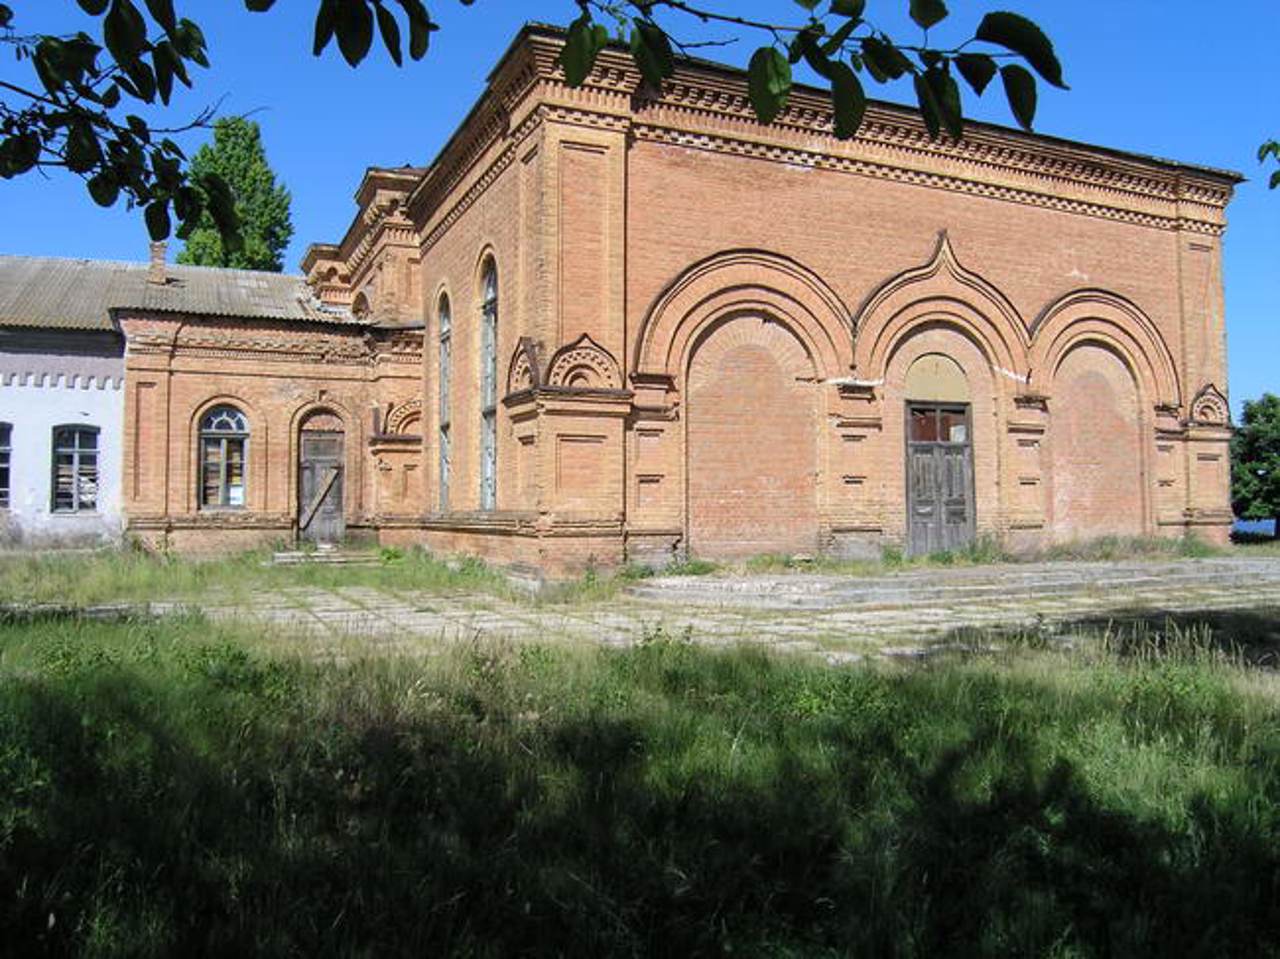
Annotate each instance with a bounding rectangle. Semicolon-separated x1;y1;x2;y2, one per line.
1271;169;1280;190
0;133;42;177
143;0;177;35
335;0;374;66
77;0;110;15
153;42;176;103
830;0;865;17
630;20;674;88
999;63;1037;130
374;2;402;66
122;57;157;102
925;66;962;139
87;171;120;206
1258;140;1280;162
748;46;792;125
65;121;103;173
820;16;860;56
313;0;337;56
913;72;941;138
955;53;997;95
173;18;209;67
561;13;609;86
975;11;1066;89
396;0;435;60
909;0;947;30
828;61;865;139
243;0;276;10
145;199;171;240
860;36;912;82
103;0;148;66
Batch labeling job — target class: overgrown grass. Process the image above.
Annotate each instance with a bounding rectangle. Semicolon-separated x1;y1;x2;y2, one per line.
741;533;1225;576
0;547;522;608
0;531;1243;612
3;612;1280;956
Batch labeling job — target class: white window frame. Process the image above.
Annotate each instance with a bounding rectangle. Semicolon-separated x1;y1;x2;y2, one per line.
51;424;99;513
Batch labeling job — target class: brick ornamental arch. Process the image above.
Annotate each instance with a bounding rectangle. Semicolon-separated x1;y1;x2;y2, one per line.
635;250;850;560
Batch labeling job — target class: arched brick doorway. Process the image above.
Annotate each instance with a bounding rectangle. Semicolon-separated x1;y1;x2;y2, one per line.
685;314;819;559
1049;343;1144;540
298;409;345;545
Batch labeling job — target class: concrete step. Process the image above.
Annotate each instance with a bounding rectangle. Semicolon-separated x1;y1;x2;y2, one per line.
626;558;1280;611
268;549;382;567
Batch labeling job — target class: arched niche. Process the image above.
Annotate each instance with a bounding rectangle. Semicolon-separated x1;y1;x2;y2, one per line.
634;249;850;382
854;233;1030;381
1030;289;1181;409
904;352;971;403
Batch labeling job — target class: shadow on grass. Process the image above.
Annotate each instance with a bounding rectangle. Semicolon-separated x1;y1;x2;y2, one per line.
4;658;1280;958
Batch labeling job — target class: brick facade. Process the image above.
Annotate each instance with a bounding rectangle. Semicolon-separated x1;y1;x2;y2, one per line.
120;25;1240;571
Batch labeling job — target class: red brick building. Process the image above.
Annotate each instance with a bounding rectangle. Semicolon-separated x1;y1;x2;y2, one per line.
117;25;1239;570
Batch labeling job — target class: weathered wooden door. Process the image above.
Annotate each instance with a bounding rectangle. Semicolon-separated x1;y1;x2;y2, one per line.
906;404;974;556
299;431;345;544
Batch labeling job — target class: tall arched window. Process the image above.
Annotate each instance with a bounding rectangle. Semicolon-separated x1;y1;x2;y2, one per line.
437;293;452;512
200;405;248;508
479;260;498;510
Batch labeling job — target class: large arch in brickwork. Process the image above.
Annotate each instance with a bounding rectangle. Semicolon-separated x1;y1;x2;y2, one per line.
1029;290;1179;542
633;249;851;381
852;233;1030;382
1029;289;1181;409
633;251;848;560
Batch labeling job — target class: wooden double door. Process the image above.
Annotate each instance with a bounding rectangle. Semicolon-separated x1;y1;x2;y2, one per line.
298;430;345;545
906;403;975;556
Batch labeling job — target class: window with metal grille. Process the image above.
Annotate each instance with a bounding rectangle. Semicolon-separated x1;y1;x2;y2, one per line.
0;422;10;509
479;261;498;511
51;425;99;513
199;405;248;508
438;293;452;512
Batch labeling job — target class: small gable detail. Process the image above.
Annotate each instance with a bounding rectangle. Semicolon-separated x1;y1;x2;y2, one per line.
546;334;622;390
1189;383;1229;426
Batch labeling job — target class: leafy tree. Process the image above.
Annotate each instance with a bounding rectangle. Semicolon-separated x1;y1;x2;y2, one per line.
0;1;1065;251
175;117;292;271
1232;393;1280;537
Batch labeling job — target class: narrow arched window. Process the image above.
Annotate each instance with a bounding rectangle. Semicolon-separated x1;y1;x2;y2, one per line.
200;405;248;508
0;422;10;509
437;293;452;512
51;424;99;512
479;261;498;510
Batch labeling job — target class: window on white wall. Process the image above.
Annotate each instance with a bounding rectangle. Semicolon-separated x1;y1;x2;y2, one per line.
0;423;10;509
438;293;452;512
199;406;248;508
479;260;498;511
52;425;99;513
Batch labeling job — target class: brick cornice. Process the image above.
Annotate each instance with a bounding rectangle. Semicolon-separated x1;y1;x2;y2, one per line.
517;31;1233;235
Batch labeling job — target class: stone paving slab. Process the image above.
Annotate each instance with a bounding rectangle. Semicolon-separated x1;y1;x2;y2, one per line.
152;555;1280;664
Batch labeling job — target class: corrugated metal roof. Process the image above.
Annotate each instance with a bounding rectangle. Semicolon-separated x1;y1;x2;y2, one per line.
0;254;354;330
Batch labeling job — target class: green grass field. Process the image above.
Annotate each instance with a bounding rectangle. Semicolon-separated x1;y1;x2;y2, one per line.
3;605;1280;957
0;532;1265;610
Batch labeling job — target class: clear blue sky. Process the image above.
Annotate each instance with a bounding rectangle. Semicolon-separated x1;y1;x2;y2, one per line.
1;1;1275;415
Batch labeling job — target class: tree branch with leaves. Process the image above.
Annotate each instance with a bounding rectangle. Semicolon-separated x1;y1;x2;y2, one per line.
0;1;1065;255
